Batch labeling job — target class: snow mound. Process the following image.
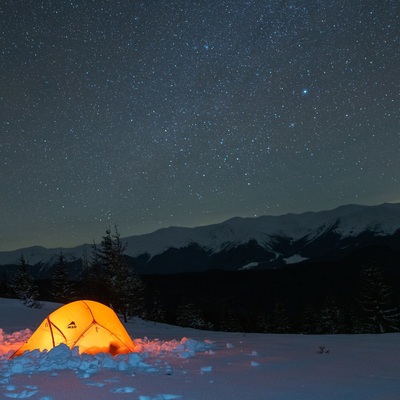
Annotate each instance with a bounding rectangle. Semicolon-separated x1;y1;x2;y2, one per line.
134;336;214;359
0;331;215;377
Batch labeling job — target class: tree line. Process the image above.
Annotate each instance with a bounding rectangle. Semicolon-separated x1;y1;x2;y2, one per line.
1;226;144;323
1;226;399;334
142;265;400;334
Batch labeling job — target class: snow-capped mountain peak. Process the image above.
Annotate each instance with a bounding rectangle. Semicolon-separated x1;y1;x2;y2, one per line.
1;203;399;273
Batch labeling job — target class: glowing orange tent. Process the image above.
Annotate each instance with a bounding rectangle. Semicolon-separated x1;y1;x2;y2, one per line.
11;300;135;358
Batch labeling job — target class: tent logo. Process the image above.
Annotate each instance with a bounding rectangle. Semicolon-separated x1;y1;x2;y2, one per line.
67;321;77;329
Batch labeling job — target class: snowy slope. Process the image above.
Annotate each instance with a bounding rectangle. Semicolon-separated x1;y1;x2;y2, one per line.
123;203;400;258
1;298;400;400
1;203;400;266
0;246;85;267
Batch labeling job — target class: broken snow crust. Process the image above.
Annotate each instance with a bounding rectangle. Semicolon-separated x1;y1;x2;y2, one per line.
1;299;400;399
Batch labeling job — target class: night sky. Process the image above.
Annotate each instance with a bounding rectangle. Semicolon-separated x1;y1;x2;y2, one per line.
1;0;399;251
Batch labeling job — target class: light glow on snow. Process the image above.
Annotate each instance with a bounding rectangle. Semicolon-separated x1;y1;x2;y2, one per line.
1;299;400;399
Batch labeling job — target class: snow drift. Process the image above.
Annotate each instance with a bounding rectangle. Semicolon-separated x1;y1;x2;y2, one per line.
1;298;400;399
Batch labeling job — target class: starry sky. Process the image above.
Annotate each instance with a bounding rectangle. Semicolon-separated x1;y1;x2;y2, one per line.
1;0;399;251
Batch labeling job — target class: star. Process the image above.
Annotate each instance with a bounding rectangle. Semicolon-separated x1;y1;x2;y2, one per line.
0;0;399;251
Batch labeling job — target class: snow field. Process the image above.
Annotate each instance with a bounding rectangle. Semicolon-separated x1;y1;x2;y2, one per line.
1;299;400;399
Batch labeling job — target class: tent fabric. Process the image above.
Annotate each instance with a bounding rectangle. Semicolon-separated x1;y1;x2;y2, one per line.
11;300;136;358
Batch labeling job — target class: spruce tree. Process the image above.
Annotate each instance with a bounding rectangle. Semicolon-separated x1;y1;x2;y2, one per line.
12;254;40;308
176;298;207;329
317;294;344;334
89;241;109;303
268;302;291;333
145;289;167;323
79;246;107;302
358;265;400;333
98;225;144;322
301;306;319;334
51;253;73;303
80;248;91;288
218;302;241;332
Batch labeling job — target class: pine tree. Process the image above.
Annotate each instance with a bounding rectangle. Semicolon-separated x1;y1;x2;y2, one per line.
301;306;319;334
51;253;73;303
98;225;144;322
317;294;344;334
268;302;291;333
358;265;400;333
257;311;270;333
79;246;107;302
145;289;167;323
218;302;241;332
89;241;110;303
12;254;40;308
80;248;91;288
176;298;207;329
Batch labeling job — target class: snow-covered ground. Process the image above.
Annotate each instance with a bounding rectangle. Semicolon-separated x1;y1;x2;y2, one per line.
1;298;399;400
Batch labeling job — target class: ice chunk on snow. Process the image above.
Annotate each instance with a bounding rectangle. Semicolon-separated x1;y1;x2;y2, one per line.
3;388;38;398
127;352;142;366
4;336;213;377
111;386;136;394
47;343;71;360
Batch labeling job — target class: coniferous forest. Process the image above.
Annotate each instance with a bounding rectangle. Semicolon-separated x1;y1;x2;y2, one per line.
1;226;399;335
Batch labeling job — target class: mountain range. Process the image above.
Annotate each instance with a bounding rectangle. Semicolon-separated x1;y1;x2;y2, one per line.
1;202;400;277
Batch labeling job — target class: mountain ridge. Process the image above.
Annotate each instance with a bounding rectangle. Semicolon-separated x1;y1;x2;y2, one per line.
1;202;400;274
